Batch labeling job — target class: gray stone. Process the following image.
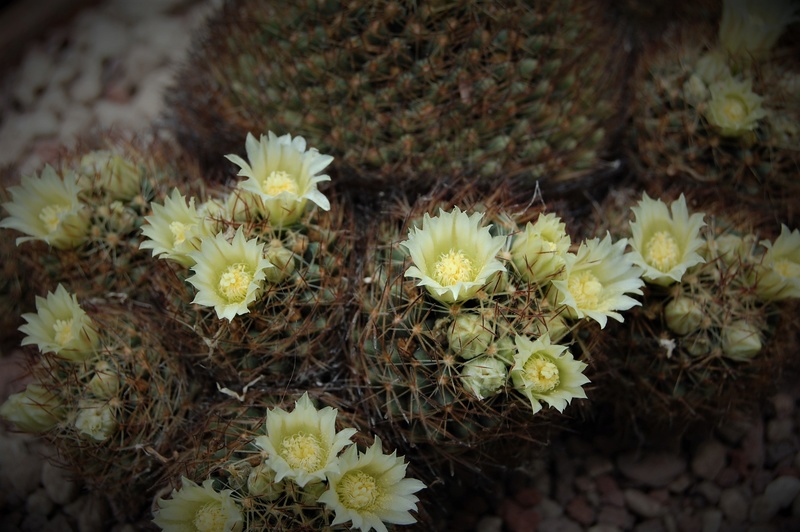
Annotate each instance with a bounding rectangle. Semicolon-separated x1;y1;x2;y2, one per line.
475;515;503;532
0;433;44;496
766;418;794;443
749;494;779;523
693;481;721;505
60;105;95;141
14;48;53;107
691;439;727;480
634;518;666;532
69;61;103;104
588;525;622;532
700;509;721;532
617;452;687;488
38;85;69;114
539;517;583;532
537;497;564;519
41;461;80;506
25;488;54;520
719;487;749;523
20;512;48;532
764;475;800;509
771;393;795;419
41;513;74;532
624;489;664;518
74;12;129;61
77;493;110;532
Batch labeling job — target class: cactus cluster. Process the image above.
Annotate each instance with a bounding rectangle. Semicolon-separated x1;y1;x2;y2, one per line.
167;0;628;194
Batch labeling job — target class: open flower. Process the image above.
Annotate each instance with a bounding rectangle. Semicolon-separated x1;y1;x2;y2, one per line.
153;476;243;532
186;228;273;321
551;234;644;328
511;212;571;284
628;193;706;286
74;400;117;441
754;224;800;301
0;383;64;433
319;436;425;532
705;78;767;137
510;334;589;415
226;131;333;226
79;150;141;201
19;284;98;361
0;165;88;248
402;207;507;304
140;188;210;267
254;392;356;487
719;0;799;60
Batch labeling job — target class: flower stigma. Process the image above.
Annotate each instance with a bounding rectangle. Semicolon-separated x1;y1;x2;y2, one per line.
263;170;299;196
218;263;253;302
523;356;560;393
568;271;603;310
169;221;191;246
722;95;747;123
280;432;323;472
433;249;475;286
645;231;680;271
52;319;74;346
193;502;227;532
338;470;380;511
39;205;67;232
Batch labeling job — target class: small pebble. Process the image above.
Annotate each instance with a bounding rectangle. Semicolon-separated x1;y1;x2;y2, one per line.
691;439;727;480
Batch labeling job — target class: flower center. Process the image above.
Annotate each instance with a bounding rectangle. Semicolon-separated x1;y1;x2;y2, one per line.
263;170;299;196
722;95;747;123
338;470;380;511
568;271;603;310
39;205;67;233
773;258;800;278
645;231;680;272
193;502;227;532
433;249;475;286
280;432;323;472
52;319;74;346
169;221;192;246
218;263;253;302
523;356;560;393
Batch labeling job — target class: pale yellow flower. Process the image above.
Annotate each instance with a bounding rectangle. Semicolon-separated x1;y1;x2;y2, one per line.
461;356;508;400
719;0;799;59
510;334;589;415
74;400;117;441
253;392;357;487
628;193;706;286
706;78;767;137
0;383;64;433
402;207;507;304
140;189;211;267
318;436;426;532
153;476;243;532
186;228;273;321
551;234;644;328
0;165;88;248
511;212;571;284
19;284;99;361
226;131;333;226
754;224;800;301
79;150;141;201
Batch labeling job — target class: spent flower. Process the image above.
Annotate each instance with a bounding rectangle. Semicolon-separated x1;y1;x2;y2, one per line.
153;476;243;532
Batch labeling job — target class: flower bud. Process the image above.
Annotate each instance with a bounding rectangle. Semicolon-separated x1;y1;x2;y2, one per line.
461;356;508;400
447;313;493;360
0;384;64;432
264;242;296;283
721;320;762;361
247;462;282;501
665;297;705;336
80;151;141;201
511;213;570;284
87;360;121;399
74;400;118;441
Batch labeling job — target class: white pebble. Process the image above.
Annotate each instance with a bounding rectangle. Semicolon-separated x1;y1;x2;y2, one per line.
69;61;104;103
13;48;53;107
475;515;503;532
41;461;80;506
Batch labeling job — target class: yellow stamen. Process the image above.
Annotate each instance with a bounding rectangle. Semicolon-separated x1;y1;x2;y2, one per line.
523;356;560;393
39;205;67;233
280;432;323;472
194;502;227;532
568;271;603;310
263;170;299;196
433;249;475;286
645;231;680;272
338;470;380;511
218;263;253;302
52;319;74;346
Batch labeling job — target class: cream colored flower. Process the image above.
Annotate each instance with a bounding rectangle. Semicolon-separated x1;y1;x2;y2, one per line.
186;228;273;321
721;320;762;361
706;78;767;137
153;476;243;532
510;334;589;415
754;224;800;301
719;0;799;59
318;436;425;532
19;284;99;361
79;150;141;201
551;234;644;328
74;400;117;441
461;356;508;400
0;383;64;433
226;131;333;226
628;193;706;286
254;392;356;487
0;165;88;248
511;212;571;284
402;207;507;304
140;188;210;267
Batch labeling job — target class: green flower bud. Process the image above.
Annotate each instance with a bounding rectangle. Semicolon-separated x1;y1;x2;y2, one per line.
87;360;121;399
461;356;507;400
0;384;64;433
247;462;282;501
447;313;494;360
721;320;762;361
664;297;705;336
265;242;297;283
